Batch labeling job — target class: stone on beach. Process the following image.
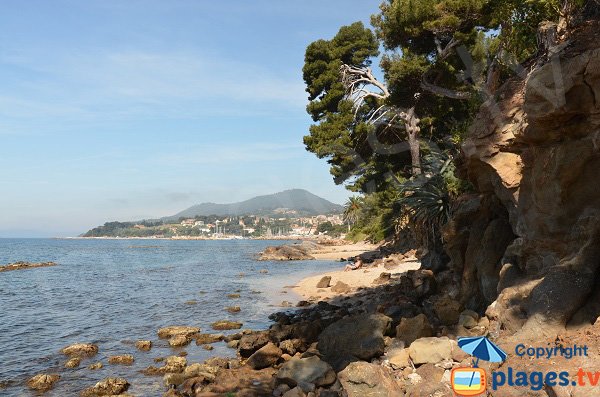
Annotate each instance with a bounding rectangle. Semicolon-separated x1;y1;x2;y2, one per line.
158;326;200;339
338;361;403;397
61;343;99;357
276;356;336;388
408;337;453;365
396;313;433;346
26;374;60;392
330;281;351;294
316;276;331;288
238;331;271;357
247;342;282;369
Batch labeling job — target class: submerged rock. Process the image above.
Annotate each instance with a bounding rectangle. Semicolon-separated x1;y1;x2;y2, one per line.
108;355;134;365
157;326;200;339
65;357;81;368
169;335;191;347
194;333;224;345
135;340;152;351
0;261;57;273
26;374;60;392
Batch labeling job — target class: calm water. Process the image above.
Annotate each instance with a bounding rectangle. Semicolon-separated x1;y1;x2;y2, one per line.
0;238;341;396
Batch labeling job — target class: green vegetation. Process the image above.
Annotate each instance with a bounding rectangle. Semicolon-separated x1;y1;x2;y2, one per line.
303;0;579;243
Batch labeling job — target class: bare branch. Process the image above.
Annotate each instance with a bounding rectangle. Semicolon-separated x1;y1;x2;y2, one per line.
420;80;472;100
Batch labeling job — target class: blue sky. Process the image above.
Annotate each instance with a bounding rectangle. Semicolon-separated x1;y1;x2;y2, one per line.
0;0;381;237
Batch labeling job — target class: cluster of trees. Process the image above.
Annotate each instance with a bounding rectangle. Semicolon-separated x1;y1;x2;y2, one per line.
305;0;586;244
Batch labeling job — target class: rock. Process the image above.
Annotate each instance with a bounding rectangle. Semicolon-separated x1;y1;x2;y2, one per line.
259;244;315;261
195;333;224;345
136;340;152;351
416;363;445;383
450;339;470;362
408;337;453;365
281;301;293;307
372;272;391;285
158;326;200;339
273;383;291;396
185;300;198;305
169;335;191;347
226;306;241;313
396;314;433;346
202;344;214;351
276;356;336;388
282;387;305;397
279;339;302;356
227;340;239;349
338;362;403;396
61;343;98;357
88;362;103;370
238;331;271;358
247;342;282;369
227;293;241;299
200;366;276;395
80;377;129;397
387;348;410;370
330;281;351;294
108;355;134;365
433;296;462;326
260;269;269;274
318;313;391;370
0;261;57;272
143;356;187;375
296;301;311;307
26;374;60;391
458;309;480;328
316;276;332;288
65;357;81;368
211;320;243;330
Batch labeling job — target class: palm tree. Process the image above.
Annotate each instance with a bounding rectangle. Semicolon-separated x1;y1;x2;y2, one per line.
343;196;363;231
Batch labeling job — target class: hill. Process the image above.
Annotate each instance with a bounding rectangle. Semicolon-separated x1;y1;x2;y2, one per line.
165;189;342;219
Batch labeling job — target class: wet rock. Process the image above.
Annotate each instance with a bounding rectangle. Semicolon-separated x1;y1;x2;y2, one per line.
338;361;403;397
80;377;129;397
409;337;453;365
276;356;336;388
26;374;60;392
108;355;134;365
238;331;270;358
195;333;224;345
65;357;81;368
157;326;200;339
169;335;191;347
0;261;57;272
396;314;433;346
203;344;214;351
316;276;332;288
226;306;241;313
135;340;152;351
247;342;282;370
318;313;391;370
227;293;241;299
211;320;243;331
330;281;351;294
142;356;187;375
61;343;99;357
88;362;103;370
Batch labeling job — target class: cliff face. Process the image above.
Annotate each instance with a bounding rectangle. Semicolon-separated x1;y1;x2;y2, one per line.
446;22;600;338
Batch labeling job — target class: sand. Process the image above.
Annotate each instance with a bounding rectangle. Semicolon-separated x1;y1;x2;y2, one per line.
293;257;421;300
309;241;380;260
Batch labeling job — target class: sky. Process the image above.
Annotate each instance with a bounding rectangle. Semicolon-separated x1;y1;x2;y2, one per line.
0;0;382;237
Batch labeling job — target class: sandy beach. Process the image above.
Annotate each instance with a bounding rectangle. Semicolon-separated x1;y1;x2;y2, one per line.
294;256;421;300
309;241;380;260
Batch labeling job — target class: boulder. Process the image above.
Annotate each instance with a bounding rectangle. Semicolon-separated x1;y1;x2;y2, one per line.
372;272;391;285
387;348;410;370
200;366;276;395
276;356;336;388
408;337;453;365
88;362;103;370
338;362;403;396
211;320;243;331
226;306;241;313
396;314;433;346
238;331;271;358
458;309;480;328
318;313;391;370
316;276;332;288
108;355;134;365
80;377;129;397
169;335;191;347
247;342;282;370
158;326;200;339
330;281;351;294
433;296;462;326
259;244;315;261
135;340;152;351
26;374;60;392
195;333;224;345
65;357;81;368
61;343;98;357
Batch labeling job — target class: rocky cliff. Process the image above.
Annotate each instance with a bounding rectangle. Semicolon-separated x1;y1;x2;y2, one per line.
445;20;600;340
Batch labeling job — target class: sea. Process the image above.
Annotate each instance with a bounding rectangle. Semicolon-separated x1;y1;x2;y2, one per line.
0;238;342;396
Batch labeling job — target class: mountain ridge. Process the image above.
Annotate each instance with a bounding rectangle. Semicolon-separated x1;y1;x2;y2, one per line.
163;189;342;219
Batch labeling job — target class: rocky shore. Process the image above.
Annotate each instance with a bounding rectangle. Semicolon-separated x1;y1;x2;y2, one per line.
0;261;57;272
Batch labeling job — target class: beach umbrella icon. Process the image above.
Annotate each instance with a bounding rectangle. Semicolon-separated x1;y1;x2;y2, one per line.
458;336;507;366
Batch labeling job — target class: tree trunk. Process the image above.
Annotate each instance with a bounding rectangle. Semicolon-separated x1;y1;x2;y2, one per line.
404;107;421;175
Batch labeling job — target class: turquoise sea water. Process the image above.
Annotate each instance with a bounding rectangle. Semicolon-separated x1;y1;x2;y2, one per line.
0;238;341;396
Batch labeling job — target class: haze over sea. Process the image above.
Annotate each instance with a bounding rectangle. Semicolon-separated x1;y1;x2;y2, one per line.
0;238;341;396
